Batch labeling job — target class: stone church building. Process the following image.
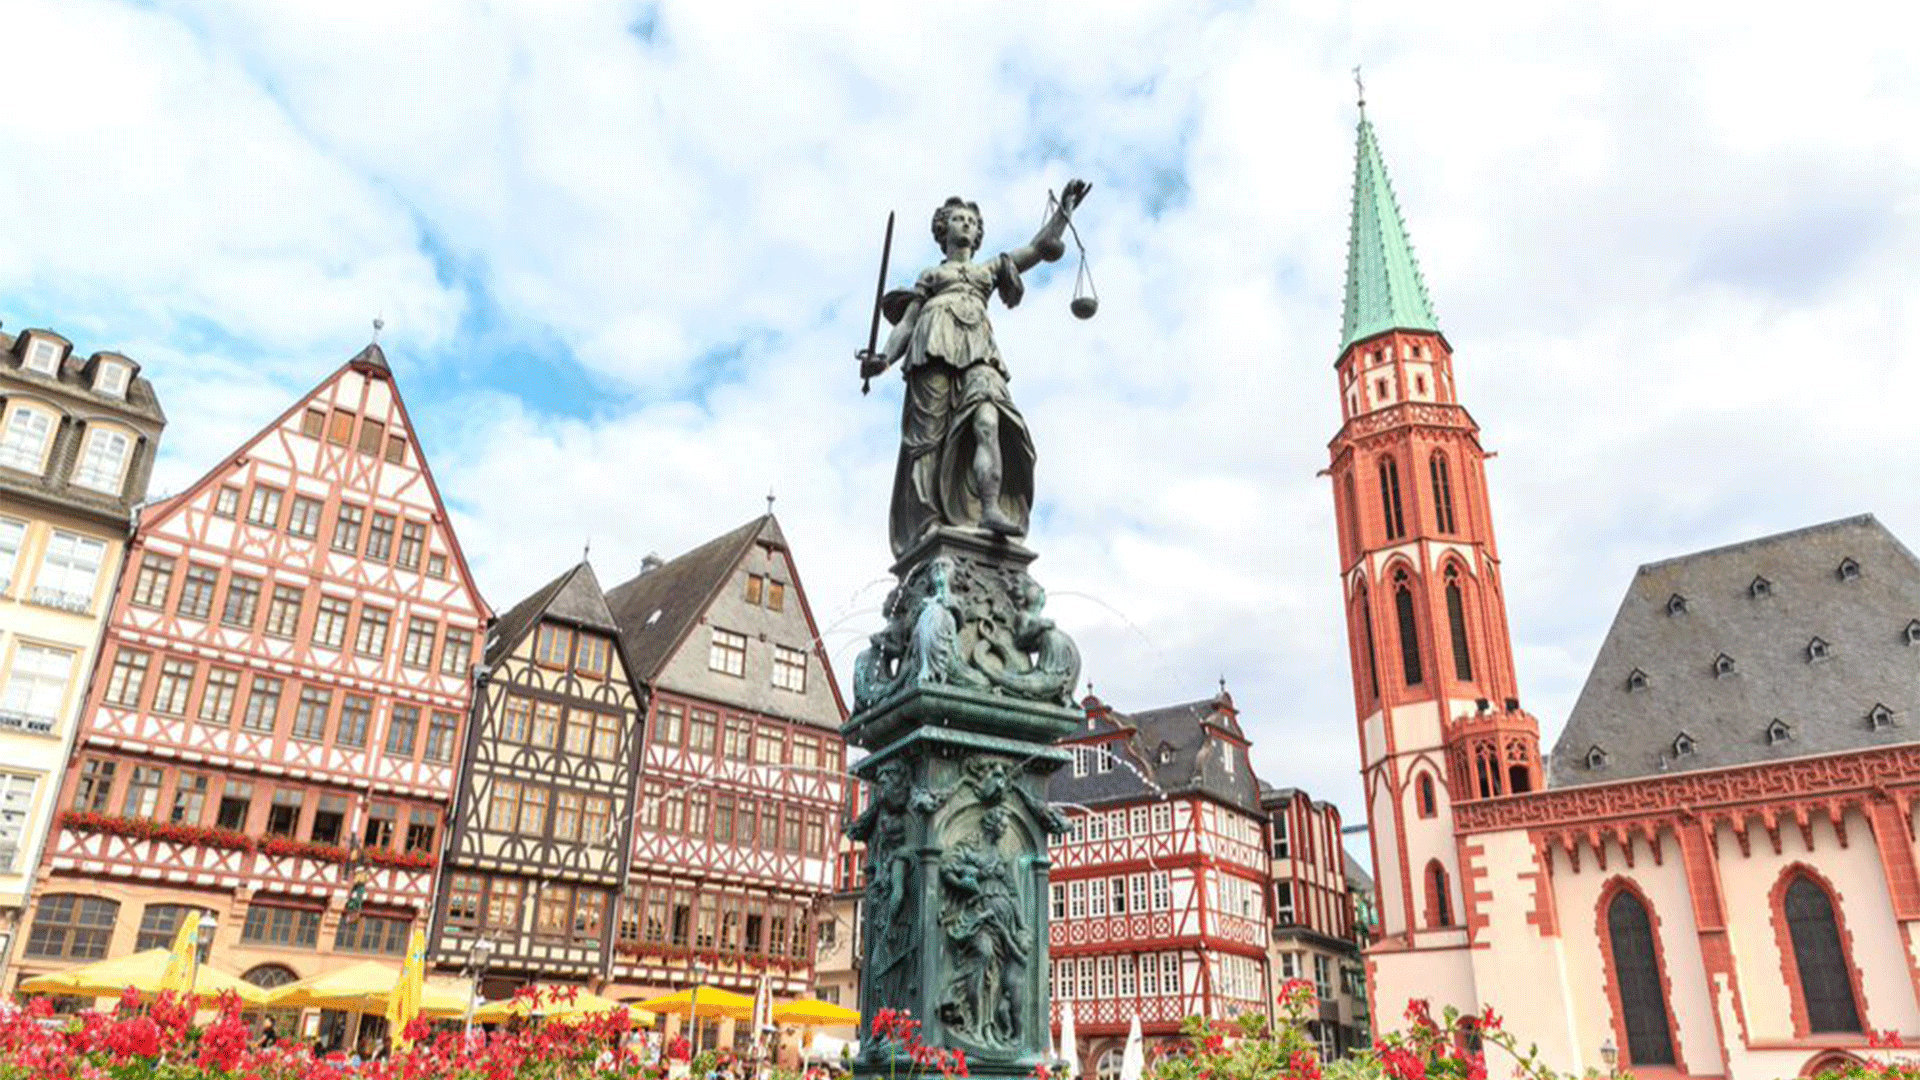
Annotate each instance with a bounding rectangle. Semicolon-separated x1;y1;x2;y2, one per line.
1331;106;1919;1079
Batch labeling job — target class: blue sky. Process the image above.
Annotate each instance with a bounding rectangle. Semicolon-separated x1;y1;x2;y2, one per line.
4;0;1918;827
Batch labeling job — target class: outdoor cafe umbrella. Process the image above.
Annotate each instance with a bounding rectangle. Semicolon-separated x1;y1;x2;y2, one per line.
156;911;203;998
773;999;860;1029
386;929;428;1049
263;959;471;1017
473;987;631;1023
19;948;269;1007
632;985;755;1020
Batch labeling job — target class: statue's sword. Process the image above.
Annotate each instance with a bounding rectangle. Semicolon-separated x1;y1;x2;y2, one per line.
859;210;895;395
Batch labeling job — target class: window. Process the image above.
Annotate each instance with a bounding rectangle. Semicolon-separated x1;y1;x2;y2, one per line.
131;553;174;608
709;629;747;676
242;677;282;732
216;781;252;831
1394;570;1423;685
537;623;573;667
73;760;115;813
313;597;351;648
427;553;447;578
385;706;420;757
150;658;195;715
385;435;407;464
265;790;302;837
1425;860;1453;928
575;634;609;677
486;878;524;930
1429;452;1457;534
425;711;459;762
746;574;763;605
1767;718;1794;745
1089;877;1108;917
583;796;611;846
1666;593;1689;616
1417;773;1438;818
723;717;753;762
531;701;560;748
198;668;240;724
241;903;322;948
300;408;326;438
292;686;332;741
246;486;283;528
406;809;437;852
519;787;549;835
1151;803;1172;832
356;419;386;457
0;406;54;471
134;903;211;952
73;428;131;493
364;802;396;848
221;575;261;628
1838;557;1862;581
1673;733;1697;757
1869;703;1896;731
310;794;347;845
175;564;218;619
1445;568;1473;681
265;585;304;638
336;695;372;748
1097;746;1115;773
1162;953;1181;994
1378;458;1406;540
0;517;24;591
441;628;473;676
1750;575;1773;598
393;520;425;571
37;531;106;610
564;707;593;755
122;766;163;818
688;710;718;755
1784;874;1862;1033
105;649;150;707
326;410;354;445
446;875;482;928
355;606;391;657
337;913;411;955
1151;871;1171;911
593;712;622;760
0;772;33;869
25;895;119;960
401;619;436;668
170;773;208;825
500;696;532;743
1606;889;1676;1065
331;504;363;552
1807;637;1832;662
365;512;395;561
1275;881;1296;924
555;792;583;842
1626;668;1649;692
488;781;522;832
287;496;324;539
25;338;61;374
772;645;807;691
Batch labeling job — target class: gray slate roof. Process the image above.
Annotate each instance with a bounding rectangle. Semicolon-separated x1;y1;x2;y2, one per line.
604;515;776;681
1050;691;1264;816
487;561;619;666
1550;514;1920;787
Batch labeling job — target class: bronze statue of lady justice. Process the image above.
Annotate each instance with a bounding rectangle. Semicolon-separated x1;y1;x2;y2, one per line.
856;180;1093;558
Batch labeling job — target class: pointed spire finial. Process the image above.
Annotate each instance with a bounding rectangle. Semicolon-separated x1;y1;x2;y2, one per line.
583;536;592;562
1353;65;1366;113
371;315;384;343
766;487;776;515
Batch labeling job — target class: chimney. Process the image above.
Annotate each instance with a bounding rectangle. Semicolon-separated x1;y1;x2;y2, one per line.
639;552;665;574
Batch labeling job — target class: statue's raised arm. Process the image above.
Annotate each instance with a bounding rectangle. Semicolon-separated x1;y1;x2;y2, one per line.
1003;179;1091;274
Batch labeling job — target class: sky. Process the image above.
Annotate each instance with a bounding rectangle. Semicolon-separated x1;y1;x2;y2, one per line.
3;0;1917;828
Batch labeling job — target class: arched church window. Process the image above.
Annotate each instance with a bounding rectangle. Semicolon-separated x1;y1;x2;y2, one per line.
1394;570;1423;686
1429;452;1457;534
1473;742;1501;799
1445;566;1473;682
1606;889;1676;1066
1784;874;1861;1033
1416;773;1437;818
1379;459;1406;540
1343;472;1360;552
1424;861;1453;928
1356;585;1380;700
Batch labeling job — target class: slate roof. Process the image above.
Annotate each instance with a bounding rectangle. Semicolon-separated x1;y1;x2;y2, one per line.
1050;691;1264;816
604;515;777;681
1;327;167;425
486;561;619;666
1343;850;1374;893
1338;111;1440;353
1;327;167;523
1549;514;1920;787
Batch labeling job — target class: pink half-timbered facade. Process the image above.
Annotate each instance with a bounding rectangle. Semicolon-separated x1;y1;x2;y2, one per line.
1047;691;1273;1074
9;341;488;999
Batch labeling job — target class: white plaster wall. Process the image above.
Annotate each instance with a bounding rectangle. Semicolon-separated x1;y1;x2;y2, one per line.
1368;771;1406;934
1384;699;1443;752
1464;829;1578;1072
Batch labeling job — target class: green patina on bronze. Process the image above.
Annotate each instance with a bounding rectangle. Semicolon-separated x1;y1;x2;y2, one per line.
1340;112;1440;353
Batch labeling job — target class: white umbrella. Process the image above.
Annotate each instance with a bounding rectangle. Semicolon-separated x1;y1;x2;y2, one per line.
1119;1015;1145;1080
1058;1001;1078;1079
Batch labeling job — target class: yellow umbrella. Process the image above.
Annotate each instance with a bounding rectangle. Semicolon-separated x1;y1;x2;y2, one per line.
473;986;630;1023
19;949;268;1006
157;912;202;998
773;999;860;1028
385;929;428;1049
265;961;471;1017
633;985;756;1020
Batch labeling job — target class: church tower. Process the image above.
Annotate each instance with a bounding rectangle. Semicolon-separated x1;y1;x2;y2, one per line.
1325;101;1542;1007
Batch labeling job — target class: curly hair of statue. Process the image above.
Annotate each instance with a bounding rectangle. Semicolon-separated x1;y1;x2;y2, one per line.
931;197;984;249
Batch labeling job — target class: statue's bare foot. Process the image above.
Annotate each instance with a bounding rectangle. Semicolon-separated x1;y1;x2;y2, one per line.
979;509;1022;536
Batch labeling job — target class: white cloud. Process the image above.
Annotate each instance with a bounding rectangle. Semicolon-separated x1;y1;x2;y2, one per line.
3;0;1918;831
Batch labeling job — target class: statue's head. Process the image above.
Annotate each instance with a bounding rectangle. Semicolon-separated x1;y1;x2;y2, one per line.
875;761;908;793
931;197;983;254
981;807;1009;841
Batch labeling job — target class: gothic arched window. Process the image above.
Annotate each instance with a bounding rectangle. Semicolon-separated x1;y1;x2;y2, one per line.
1379;458;1406;540
1444;566;1473;682
1356;585;1380;700
1607;889;1676;1066
1344;472;1361;553
1784;874;1861;1033
1416;773;1437;818
1424;860;1453;928
1394;570;1423;686
1430;452;1457;534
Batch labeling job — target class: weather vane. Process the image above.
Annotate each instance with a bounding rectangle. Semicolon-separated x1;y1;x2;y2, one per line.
1353;65;1366;110
372;315;385;343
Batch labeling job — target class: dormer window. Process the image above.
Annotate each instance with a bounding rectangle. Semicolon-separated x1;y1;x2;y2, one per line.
23;337;60;375
0;405;55;473
1907;620;1920;646
1712;653;1737;678
1749;576;1773;598
1837;557;1861;581
1673;733;1697;757
1625;668;1650;692
1869;703;1896;730
1666;593;1689;616
1158;743;1174;766
1765;719;1793;746
93;362;128;398
1585;745;1609;770
1807;637;1832;662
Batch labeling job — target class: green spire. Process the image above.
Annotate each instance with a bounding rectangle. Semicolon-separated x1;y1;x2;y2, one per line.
1339;110;1440;353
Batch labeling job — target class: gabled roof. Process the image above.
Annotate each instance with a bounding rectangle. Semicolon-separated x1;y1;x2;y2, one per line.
1550;514;1920;787
487;561;619;666
604;515;777;682
1338;110;1441;354
1051;690;1265;815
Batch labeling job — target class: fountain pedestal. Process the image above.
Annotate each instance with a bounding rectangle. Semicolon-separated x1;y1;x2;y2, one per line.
844;528;1082;1080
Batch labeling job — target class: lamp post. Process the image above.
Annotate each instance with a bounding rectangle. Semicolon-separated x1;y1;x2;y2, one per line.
1600;1038;1618;1077
688;961;707;1059
191;914;219;1000
463;937;496;1041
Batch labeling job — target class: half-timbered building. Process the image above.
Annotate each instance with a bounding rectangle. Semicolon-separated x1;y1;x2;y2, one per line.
1261;785;1367;1059
429;561;644;991
1047;690;1272;1075
0;322;167;969
601;515;848;1047
7;341;489;1009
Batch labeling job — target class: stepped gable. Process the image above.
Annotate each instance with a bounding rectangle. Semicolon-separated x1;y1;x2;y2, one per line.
603;514;773;680
1550;513;1920;787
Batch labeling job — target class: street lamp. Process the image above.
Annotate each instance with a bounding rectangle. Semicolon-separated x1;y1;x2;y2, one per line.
463;937;496;1041
1599;1038;1618;1075
689;962;708;1059
191;915;219;996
